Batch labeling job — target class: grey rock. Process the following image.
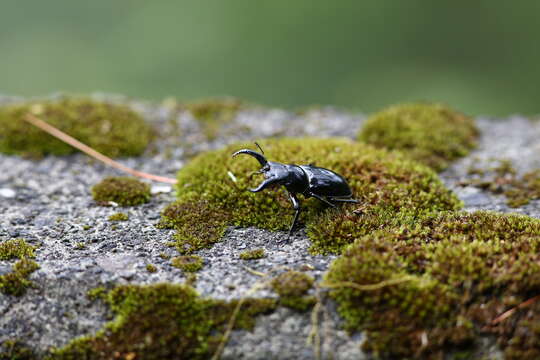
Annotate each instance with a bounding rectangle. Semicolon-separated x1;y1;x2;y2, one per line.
0;94;536;359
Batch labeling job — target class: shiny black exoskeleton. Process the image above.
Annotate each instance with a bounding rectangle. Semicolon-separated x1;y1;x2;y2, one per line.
232;146;358;235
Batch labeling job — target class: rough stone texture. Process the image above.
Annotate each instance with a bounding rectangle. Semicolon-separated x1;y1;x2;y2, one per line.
442;115;540;218
0;94;539;359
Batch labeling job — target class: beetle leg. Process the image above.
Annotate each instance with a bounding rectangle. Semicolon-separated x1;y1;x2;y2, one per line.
288;192;301;236
309;193;337;208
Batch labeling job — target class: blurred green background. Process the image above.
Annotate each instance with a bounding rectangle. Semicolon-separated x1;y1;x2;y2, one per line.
1;1;539;116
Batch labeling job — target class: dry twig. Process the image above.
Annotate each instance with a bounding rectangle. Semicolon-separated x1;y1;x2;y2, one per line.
490;294;540;326
24;113;178;184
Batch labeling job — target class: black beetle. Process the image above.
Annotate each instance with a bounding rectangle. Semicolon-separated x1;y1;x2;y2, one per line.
232;144;358;235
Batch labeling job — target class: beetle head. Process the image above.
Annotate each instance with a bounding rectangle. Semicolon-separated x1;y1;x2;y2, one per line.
232;149;267;167
232;148;287;192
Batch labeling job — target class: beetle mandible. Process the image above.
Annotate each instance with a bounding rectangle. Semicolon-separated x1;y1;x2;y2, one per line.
232;144;358;236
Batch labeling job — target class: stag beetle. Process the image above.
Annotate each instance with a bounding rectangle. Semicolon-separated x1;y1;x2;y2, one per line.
232;144;358;236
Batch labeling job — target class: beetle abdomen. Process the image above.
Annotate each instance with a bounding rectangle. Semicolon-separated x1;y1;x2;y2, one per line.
299;165;352;197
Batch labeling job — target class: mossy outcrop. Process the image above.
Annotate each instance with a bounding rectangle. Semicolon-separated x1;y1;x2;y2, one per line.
271;271;316;311
359;103;478;171
91;177;151;206
107;212;129;221
160;137;461;254
49;283;276;360
0;339;36;360
171;255;204;272
0;239;39;296
180;97;243;140
464;160;540;208
0;258;40;296
324;211;540;359
0;97;153;158
505;170;540;207
0;239;36;260
239;248;266;260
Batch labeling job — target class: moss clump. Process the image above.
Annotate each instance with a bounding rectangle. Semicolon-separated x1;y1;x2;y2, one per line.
159;201;229;254
0;239;36;260
501;302;540;360
146;264;157;273
108;212;129;221
505;169;540;207
0;258;40;296
359;103;478;171
87;286;107;301
462;160;540;208
182;98;242;140
325;211;540;358
159;252;171;260
171;255;204;272
0;97;153;158
239;248;266;260
92;177;151;206
0;339;36;360
161;138;461;254
49;283;276;360
271;271;316;311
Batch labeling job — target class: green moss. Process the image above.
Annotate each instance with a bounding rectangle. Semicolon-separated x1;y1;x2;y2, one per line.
146;264;157;273
185;273;197;287
161;138;461;254
158;201;230;254
159;252;171;260
462;160;540;208
271;271;316;311
0;239;36;260
171;255;204;272
87;286;107;301
0;340;36;360
239;248;266;260
502;302;540;360
48;283;276;360
92;177;151;206
181;98;242;140
325;211;540;358
359;103;478;171
505;169;540;207
493;159;517;177
108;212;129;221
0;258;40;296
0;97;153;158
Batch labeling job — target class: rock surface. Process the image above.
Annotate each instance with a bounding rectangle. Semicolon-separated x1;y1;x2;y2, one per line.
1;95;539;359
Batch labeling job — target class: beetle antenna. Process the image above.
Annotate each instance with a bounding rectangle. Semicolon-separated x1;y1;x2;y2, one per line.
254;142;265;155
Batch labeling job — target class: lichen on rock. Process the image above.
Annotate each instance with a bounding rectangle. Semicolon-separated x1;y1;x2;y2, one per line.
160;137;461;255
0;97;153;158
359;103;479;171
